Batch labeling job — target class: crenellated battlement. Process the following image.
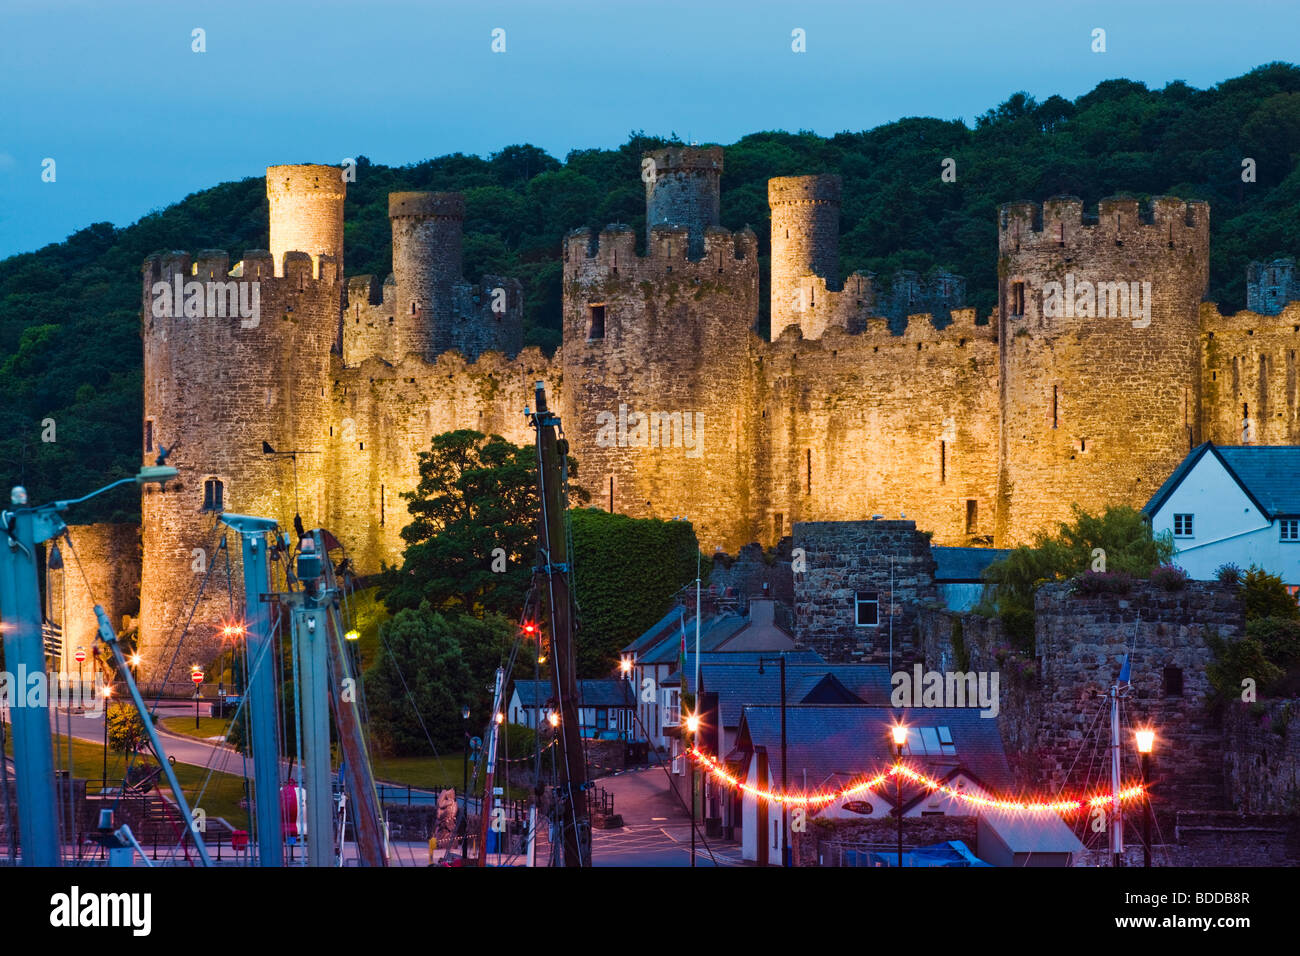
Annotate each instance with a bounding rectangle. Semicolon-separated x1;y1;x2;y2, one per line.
564;223;757;275
769;306;994;351
769;175;842;206
999;195;1209;252
388;191;464;220
142;248;342;289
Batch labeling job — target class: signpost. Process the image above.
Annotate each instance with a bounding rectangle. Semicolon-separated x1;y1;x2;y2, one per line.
191;667;204;729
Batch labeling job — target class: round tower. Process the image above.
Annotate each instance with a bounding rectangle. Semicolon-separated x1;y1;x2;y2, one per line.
267;164;345;276
644;146;723;258
768;175;842;340
995;195;1210;546
388;191;465;360
139;242;341;682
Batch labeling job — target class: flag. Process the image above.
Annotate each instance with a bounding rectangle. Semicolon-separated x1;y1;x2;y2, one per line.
1118;654;1131;685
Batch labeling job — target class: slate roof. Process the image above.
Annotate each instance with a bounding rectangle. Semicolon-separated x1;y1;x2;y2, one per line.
636;613;749;665
932;547;1013;583
736;705;1014;800
1144;442;1300;520
511;679;634;709
693;663;893;726
663;649;827;687
979;811;1084;856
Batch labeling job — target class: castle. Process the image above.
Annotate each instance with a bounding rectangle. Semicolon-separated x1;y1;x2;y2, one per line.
130;148;1300;673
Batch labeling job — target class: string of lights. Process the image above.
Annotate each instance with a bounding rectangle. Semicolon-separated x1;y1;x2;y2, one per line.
686;747;1146;815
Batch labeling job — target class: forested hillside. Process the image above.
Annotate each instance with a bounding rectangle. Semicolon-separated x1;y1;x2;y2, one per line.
4;63;1300;520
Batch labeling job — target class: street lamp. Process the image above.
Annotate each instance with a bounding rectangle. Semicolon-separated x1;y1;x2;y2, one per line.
1135;729;1155;868
462;705;471;861
101;684;113;790
759;656;788;867
685;712;700;868
891;724;908;868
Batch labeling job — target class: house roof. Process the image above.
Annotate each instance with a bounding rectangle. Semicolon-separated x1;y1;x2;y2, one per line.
662;649;827;687
512;679;634;709
635;613;750;665
978;810;1085;856
736;705;1014;800
932;547;1013;583
1144;442;1300;520
693;663;893;727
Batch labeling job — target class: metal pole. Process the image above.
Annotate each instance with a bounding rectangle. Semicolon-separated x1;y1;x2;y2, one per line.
1110;685;1123;868
0;492;60;866
780;656;788;868
294;605;332;867
690;746;696;868
93;606;212;866
102;696;109;790
462;714;469;861
220;514;283;866
1142;752;1152;868
896;741;904;868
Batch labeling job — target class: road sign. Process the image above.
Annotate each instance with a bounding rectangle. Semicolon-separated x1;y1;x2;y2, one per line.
191;668;204;685
74;647;86;663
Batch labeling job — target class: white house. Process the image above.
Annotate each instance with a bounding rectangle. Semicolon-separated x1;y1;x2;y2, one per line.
1143;442;1300;591
733;705;1015;866
507;679;635;738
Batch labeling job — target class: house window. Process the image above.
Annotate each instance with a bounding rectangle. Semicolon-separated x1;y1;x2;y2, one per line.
595;708;608;730
965;499;978;535
588;304;606;340
855;591;879;628
1011;281;1026;316
937;725;956;757
1281;519;1299;542
1173;513;1194;537
1163;666;1184;698
201;478;224;513
663;688;680;726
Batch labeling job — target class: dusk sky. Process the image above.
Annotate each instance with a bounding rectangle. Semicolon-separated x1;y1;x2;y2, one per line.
2;0;1297;258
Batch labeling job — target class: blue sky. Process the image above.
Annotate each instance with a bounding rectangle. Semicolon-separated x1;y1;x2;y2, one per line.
1;0;1297;258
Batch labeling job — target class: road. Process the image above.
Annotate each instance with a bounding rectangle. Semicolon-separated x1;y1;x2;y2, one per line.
589;766;744;867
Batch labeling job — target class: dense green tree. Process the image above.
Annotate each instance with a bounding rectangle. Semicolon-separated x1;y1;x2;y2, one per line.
982;505;1175;650
570;508;703;676
363;606;475;756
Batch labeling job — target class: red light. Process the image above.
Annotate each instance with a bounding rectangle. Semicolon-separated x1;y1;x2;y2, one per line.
523;622;536;635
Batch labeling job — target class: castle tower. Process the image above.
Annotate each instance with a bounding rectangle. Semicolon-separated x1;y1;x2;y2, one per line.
644;146;723;258
389;191;464;360
267;164;345;276
139;171;345;680
996;196;1210;545
768;175;842;340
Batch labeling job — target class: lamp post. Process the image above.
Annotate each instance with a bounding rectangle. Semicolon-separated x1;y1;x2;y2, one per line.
892;724;908;868
462;705;470;861
758;655;788;866
685;713;699;867
101;684;113;790
1135;729;1155;868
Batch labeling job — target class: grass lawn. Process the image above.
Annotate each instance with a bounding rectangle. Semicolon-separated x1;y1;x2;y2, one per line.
6;731;252;832
371;751;535;800
160;716;231;741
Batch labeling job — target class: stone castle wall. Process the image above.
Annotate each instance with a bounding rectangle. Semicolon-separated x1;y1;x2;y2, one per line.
140;247;341;674
54;523;141;673
322;348;557;573
1034;580;1241;811
996;197;1210;545
1200;302;1300;445
791;520;938;664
